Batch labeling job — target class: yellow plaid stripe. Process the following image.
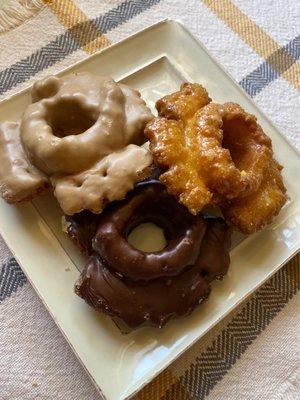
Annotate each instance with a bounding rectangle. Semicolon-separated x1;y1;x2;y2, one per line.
43;0;110;54
282;63;300;91
137;369;192;400
203;0;278;58
203;0;299;91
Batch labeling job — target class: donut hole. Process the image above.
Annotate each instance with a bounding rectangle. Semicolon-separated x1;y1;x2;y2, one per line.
222;118;251;171
45;98;98;137
127;221;167;253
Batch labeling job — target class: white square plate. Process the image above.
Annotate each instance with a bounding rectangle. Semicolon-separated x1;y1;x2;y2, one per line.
0;20;299;400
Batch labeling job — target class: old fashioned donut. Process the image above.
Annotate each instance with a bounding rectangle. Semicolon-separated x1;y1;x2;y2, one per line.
222;159;287;234
92;181;207;280
69;181;231;328
21;73;153;175
145;87;273;215
0;121;49;203
53;144;152;215
2;72;154;214
76;255;211;329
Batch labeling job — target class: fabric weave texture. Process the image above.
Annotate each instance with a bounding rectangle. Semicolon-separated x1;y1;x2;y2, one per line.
0;1;299;399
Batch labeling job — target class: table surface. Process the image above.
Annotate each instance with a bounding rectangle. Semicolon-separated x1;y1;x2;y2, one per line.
0;1;299;400
0;0;11;7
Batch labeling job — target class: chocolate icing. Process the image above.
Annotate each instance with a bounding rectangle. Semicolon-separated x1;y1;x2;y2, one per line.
71;182;231;329
197;215;231;280
64;177;161;254
92;181;207;280
65;211;101;254
76;255;211;328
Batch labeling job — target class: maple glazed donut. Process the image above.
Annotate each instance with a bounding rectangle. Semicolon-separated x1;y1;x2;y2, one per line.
21;73;153;175
0;121;49;203
3;72;155;214
68;181;232;328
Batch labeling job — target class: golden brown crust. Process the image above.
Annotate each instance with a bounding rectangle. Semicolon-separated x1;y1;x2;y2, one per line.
220;102;273;196
147;117;213;214
156;82;211;121
146;91;273;215
222;160;287;234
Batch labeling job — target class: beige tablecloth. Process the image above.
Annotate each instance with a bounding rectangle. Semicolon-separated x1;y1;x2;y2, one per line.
0;1;299;399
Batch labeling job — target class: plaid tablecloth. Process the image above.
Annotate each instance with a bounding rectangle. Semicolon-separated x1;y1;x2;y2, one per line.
0;1;299;399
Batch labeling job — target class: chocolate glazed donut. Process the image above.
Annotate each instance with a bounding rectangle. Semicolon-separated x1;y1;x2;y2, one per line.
92;181;207;280
72;181;231;329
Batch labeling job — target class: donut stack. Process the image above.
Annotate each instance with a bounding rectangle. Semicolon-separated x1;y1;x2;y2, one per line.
68;181;231;329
